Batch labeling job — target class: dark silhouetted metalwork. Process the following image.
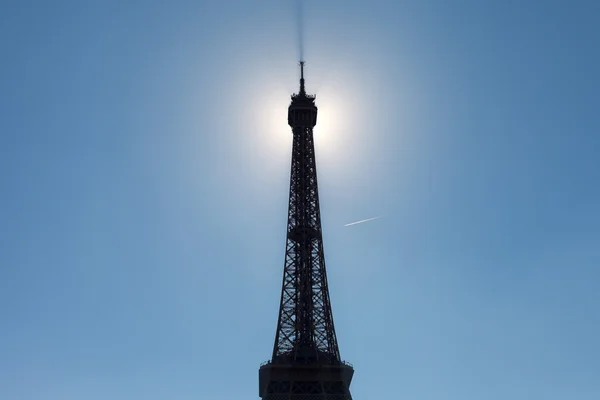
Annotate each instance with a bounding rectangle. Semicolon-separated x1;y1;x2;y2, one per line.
259;62;354;400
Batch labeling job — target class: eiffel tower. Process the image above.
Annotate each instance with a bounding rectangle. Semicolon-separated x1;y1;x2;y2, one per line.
258;62;354;400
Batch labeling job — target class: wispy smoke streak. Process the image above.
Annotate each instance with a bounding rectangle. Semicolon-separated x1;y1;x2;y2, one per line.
296;0;304;61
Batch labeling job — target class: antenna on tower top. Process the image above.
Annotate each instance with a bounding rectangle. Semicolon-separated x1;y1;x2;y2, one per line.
299;61;306;94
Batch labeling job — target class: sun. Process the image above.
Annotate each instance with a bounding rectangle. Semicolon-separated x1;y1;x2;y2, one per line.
236;62;366;180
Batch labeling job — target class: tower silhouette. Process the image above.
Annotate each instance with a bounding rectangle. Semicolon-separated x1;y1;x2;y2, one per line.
258;62;354;400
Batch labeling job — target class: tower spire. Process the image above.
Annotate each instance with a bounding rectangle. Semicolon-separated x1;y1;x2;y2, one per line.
299;61;306;95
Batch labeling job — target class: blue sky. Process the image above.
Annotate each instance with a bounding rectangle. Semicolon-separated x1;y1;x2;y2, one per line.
1;1;599;399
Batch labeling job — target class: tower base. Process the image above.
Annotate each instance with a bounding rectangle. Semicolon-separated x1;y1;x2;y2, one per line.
259;362;354;400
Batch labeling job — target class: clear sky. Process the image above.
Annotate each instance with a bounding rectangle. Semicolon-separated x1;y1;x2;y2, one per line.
1;1;599;399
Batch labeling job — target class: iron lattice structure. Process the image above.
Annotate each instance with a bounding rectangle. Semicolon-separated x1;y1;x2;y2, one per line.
259;63;354;400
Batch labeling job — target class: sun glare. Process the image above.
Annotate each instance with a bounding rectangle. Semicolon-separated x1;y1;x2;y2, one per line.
255;89;356;169
313;93;348;153
257;89;293;156
234;61;370;183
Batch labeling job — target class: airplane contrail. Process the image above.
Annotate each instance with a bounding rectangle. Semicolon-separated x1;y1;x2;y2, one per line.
344;216;381;227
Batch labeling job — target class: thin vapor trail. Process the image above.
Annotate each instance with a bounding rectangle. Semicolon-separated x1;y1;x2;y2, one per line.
344;216;381;227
